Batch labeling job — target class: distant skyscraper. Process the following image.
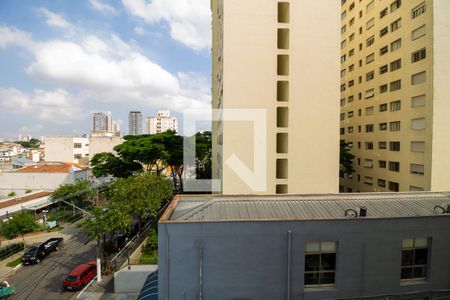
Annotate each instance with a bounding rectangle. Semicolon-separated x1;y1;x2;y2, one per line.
129;111;143;136
146;110;178;134
93;112;112;133
112;121;121;136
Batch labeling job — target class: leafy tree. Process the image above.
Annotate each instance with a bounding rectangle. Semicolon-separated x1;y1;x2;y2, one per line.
340;140;355;177
109;173;173;232
16;138;40;148
2;210;38;240
52;180;95;206
90;152;142;178
161;131;184;191
195;131;212;179
83;202;132;273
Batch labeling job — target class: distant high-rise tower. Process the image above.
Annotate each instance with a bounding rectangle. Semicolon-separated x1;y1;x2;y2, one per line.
93;112;112;133
129;111;143;136
146;110;178;134
211;0;340;194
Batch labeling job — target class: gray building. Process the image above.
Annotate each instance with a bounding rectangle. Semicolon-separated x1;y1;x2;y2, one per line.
93;111;112;132
129;111;143;136
158;193;450;300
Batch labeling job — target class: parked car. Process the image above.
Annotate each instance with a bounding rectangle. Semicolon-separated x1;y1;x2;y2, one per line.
0;281;14;299
21;237;63;265
63;261;97;291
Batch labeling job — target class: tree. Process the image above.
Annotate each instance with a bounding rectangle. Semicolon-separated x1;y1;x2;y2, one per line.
195;131;212;179
161;131;184;192
2;210;38;240
16;138;40;148
109;173;173;232
90;152;142;178
52;180;95;206
340;140;355;177
83;202;132;273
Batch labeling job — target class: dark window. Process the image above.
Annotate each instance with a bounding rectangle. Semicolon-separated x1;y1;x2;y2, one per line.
401;238;429;281
305;242;336;287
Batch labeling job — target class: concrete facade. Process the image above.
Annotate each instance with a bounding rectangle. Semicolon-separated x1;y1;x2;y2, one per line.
211;0;341;195
146;111;178;135
158;194;450;300
340;0;450;193
129;111;143;136
44;137;89;164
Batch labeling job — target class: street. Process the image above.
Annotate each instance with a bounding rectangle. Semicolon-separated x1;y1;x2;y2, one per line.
7;230;96;300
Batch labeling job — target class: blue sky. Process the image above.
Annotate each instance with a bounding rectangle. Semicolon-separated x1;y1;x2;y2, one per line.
0;0;211;139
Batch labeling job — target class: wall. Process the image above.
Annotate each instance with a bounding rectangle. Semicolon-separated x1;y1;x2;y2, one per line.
44;137;89;163
159;217;450;300
88;136;123;158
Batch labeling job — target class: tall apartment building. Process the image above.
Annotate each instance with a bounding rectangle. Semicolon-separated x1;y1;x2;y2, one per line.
93;112;112;133
211;0;340;194
146;110;178;134
128;111;143;136
340;0;450;193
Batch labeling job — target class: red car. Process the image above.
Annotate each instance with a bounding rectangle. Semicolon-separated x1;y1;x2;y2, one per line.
63;261;97;291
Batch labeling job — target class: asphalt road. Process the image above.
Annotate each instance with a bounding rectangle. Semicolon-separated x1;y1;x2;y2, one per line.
7;230;96;300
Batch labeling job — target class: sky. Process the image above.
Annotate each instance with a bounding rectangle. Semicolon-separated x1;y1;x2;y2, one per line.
0;0;211;139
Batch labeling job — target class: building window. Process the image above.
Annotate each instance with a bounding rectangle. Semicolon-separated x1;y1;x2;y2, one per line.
341;54;347;64
366;0;374;13
341;84;346;92
347;126;354;133
341;25;347;34
380;65;388;75
348;95;354;102
401;238;429;281
340;113;345;121
340;70;346;78
390;0;401;13
366;71;375;81
378;179;386;187
412;25;426;40
365;106;374;116
412;94;426;107
389;141;401;151
412;48;426;63
341;39;347;49
411;118;426;130
380;26;388;37
364;159;373;168
391;18;401;32
366;124;374;133
366;18;375;30
350;32;356;41
379;160;387;168
411;141;425;153
341;10;347;20
379;123;387;131
412;3;426;19
348;111;354;118
74;143;82;148
380;84;388;93
276;159;288;179
411;164;425;175
390;100;401;111
364;176;373;185
365;89;375;99
389;161;400;172
349;64;355;72
391;38;402;52
365;142;374;150
366;35;375;47
348;80;354;87
379;103;388;112
304;242;336;287
380;45;389;56
379;142;387;150
390;121;401;131
349;48;355;57
390;59;402;71
278;28;290;49
366;53;375;64
380;7;388;19
74;154;82;159
349;2;355;11
278;2;290;23
412;71;426;85
389;181;400;192
340;98;346;107
349;17;355;26
390;80;401;91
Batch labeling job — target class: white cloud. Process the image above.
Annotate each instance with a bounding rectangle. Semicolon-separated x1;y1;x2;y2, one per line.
0;88;85;124
0;26;35;50
89;0;119;15
122;0;211;51
134;26;145;36
0;25;210;116
39;8;72;29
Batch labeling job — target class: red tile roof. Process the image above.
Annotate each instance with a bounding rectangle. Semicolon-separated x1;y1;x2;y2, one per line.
14;162;87;173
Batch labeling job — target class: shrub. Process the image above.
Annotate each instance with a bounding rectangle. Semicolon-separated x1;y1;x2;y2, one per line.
25;189;32;194
147;228;158;251
0;243;24;261
1;211;38;239
7;192;16;197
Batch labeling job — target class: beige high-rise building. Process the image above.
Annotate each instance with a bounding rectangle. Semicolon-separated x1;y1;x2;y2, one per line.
339;0;450;192
211;0;341;194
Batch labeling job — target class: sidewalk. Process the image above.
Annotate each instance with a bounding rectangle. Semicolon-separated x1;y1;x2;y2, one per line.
0;220;85;281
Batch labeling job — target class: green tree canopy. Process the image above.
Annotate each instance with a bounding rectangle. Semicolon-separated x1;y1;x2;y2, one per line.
90;152;142;178
2;210;38;239
340;140;355;177
52;180;95;206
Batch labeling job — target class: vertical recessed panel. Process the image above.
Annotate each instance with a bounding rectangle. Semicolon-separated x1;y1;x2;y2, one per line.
277;133;288;153
277;55;289;76
277;81;289;102
278;2;290;23
277;107;289;127
277;28;289;49
276;184;288;194
276;159;289;179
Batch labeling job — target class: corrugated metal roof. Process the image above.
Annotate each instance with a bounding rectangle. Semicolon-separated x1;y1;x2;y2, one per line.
165;192;450;222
